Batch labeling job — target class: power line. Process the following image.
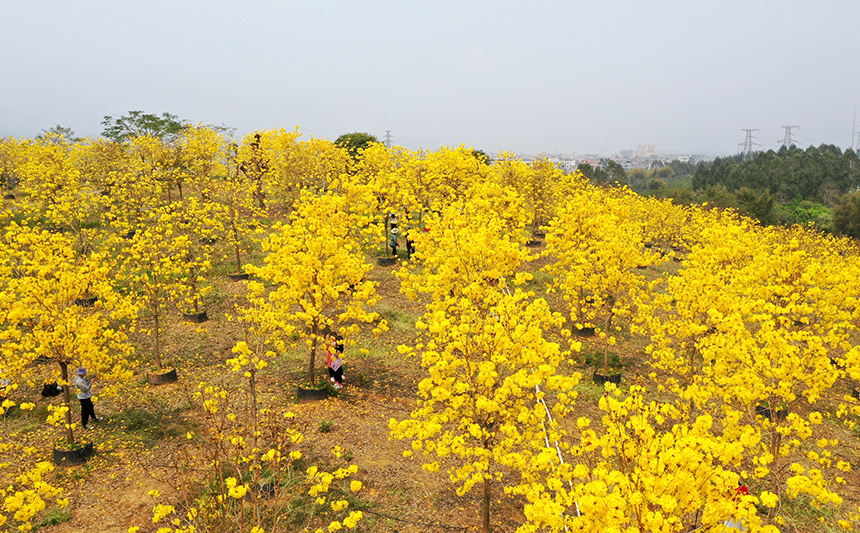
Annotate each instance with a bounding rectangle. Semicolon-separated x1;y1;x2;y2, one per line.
779;125;799;147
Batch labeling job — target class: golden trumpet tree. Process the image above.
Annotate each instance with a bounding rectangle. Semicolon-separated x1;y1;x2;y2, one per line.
169;197;218;315
354;143;421;256
640;216;860;526
10;135;107;255
177;123;229;200
494;153;564;235
391;288;578;533
138;348;364;533
0;136;24;199
515;385;776;533
397;181;530;307
236;128;300;212
125;134;179;204
399;145;491;213
543;186;658;374
208;159;268;276
0;223;136;444
0;449;65;532
392;181;577;533
276;136;350;197
243;189;384;385
82;137;167;239
116;205;201;371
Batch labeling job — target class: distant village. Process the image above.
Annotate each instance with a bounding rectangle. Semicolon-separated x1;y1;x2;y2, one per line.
497;144;714;172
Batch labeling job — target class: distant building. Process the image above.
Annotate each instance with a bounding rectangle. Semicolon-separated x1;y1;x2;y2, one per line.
634;144;655;159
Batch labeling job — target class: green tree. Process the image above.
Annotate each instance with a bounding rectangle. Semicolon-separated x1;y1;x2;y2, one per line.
832;191;860;239
604;159;628;186
101;111;187;142
736;187;776;225
577;162;608;184
471;148;490;164
36;125;82;143
334;132;379;160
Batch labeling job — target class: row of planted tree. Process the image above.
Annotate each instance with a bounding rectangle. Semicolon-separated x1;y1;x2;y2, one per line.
2;126;860;531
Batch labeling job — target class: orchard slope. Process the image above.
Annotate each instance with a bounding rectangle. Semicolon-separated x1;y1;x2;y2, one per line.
1;128;860;532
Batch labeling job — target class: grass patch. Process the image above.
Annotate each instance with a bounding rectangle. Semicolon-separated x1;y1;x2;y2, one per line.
778;494;839;531
573;378;608;404
109;407;188;445
522;270;553;296
376;303;418;333
582;351;629;371
1;400;51;433
35;507;71;529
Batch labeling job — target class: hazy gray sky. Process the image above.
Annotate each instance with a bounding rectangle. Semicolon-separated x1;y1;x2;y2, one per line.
2;1;859;156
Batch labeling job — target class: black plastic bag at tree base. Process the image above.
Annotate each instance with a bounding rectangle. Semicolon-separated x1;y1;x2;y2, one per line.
41;382;62;397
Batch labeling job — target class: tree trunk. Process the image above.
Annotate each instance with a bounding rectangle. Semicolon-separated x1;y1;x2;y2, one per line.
384;215;391;257
603;314;612;375
481;478;491;533
249;368;260;524
154;309;162;371
232;218;243;273
59;362;75;445
767;427;783;520
308;322;318;386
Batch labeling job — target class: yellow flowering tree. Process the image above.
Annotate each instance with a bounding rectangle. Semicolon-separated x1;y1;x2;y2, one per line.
236;128;302;212
208;158;267;277
273;136;350;202
354;143;420;257
80;136;165;239
137;356;363;533
640;214;860;526
170;197;219;316
116;205;199;371
391;282;578;533
493;153;564;235
244;189;384;386
10;134;108;256
399;145;491;214
392;182;578;533
176;123;229;200
515;386;776;533
0;223;136;445
543;186;657;375
397;181;530;307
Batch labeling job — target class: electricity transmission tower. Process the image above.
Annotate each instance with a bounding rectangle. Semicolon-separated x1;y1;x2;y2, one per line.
779;126;799;147
739;129;760;157
853;108;859;152
384;130;393;149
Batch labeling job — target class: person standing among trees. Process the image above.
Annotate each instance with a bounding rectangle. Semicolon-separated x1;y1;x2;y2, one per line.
75;367;100;429
331;342;345;389
389;227;400;257
325;332;339;383
0;370;9;418
405;225;415;259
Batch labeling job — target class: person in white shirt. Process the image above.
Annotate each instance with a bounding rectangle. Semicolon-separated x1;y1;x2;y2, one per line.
74;367;100;429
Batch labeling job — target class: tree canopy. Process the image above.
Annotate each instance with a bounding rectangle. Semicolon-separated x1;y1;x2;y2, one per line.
691;145;860;204
101;111;188;142
334;132;379;159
